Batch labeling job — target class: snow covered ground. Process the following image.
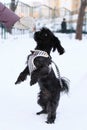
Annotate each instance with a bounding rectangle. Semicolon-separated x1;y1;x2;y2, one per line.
0;32;87;130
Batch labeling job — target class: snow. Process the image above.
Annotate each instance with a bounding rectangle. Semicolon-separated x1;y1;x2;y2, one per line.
0;32;87;130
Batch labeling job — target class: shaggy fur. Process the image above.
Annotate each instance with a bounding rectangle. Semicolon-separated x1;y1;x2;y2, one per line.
15;52;69;124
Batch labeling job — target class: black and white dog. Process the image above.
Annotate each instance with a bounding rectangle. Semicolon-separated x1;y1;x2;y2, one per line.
15;50;69;124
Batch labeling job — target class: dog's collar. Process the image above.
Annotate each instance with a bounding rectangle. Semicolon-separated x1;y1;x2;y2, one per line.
27;50;50;74
31;50;49;58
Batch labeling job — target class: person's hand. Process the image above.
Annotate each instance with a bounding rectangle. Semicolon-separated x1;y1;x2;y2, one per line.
14;16;35;31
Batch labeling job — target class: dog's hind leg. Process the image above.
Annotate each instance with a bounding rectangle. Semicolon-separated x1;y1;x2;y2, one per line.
46;112;56;124
36;94;47;115
46;95;60;124
36;103;47;115
46;102;56;124
36;109;47;115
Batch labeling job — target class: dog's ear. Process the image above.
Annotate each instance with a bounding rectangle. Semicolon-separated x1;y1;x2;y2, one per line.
52;36;65;55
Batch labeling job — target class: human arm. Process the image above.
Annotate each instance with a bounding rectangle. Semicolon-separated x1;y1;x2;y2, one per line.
0;2;20;31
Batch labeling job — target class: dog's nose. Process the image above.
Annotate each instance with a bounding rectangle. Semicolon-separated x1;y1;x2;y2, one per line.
34;31;40;40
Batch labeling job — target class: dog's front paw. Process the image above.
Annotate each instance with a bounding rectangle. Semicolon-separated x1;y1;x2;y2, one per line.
30;81;34;86
15;78;22;85
30;79;37;86
15;80;19;84
30;72;38;86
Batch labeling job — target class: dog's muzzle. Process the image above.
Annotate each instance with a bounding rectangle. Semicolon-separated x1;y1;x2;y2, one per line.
27;50;49;74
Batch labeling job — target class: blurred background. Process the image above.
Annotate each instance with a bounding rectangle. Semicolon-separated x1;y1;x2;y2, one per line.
0;0;87;39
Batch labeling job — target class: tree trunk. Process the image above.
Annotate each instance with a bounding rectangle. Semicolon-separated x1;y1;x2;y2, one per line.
10;0;19;12
75;0;87;40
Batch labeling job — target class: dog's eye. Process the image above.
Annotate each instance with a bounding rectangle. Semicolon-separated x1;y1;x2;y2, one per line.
45;33;48;37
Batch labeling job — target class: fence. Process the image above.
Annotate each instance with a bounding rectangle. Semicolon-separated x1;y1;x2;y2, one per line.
1;1;87;39
16;2;87;33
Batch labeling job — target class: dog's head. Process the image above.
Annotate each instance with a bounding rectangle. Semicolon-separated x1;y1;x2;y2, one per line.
34;27;55;43
34;27;65;55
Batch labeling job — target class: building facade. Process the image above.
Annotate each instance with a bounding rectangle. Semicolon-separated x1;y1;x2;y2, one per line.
47;0;81;11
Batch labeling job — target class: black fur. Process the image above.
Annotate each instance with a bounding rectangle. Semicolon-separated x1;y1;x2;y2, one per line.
15;28;67;124
34;27;65;55
15;56;69;124
15;27;65;84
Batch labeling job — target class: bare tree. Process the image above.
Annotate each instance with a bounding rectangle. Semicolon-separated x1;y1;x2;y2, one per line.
75;0;87;40
10;0;19;12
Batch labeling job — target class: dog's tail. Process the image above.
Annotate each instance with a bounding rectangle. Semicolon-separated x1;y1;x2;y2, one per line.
60;77;69;94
